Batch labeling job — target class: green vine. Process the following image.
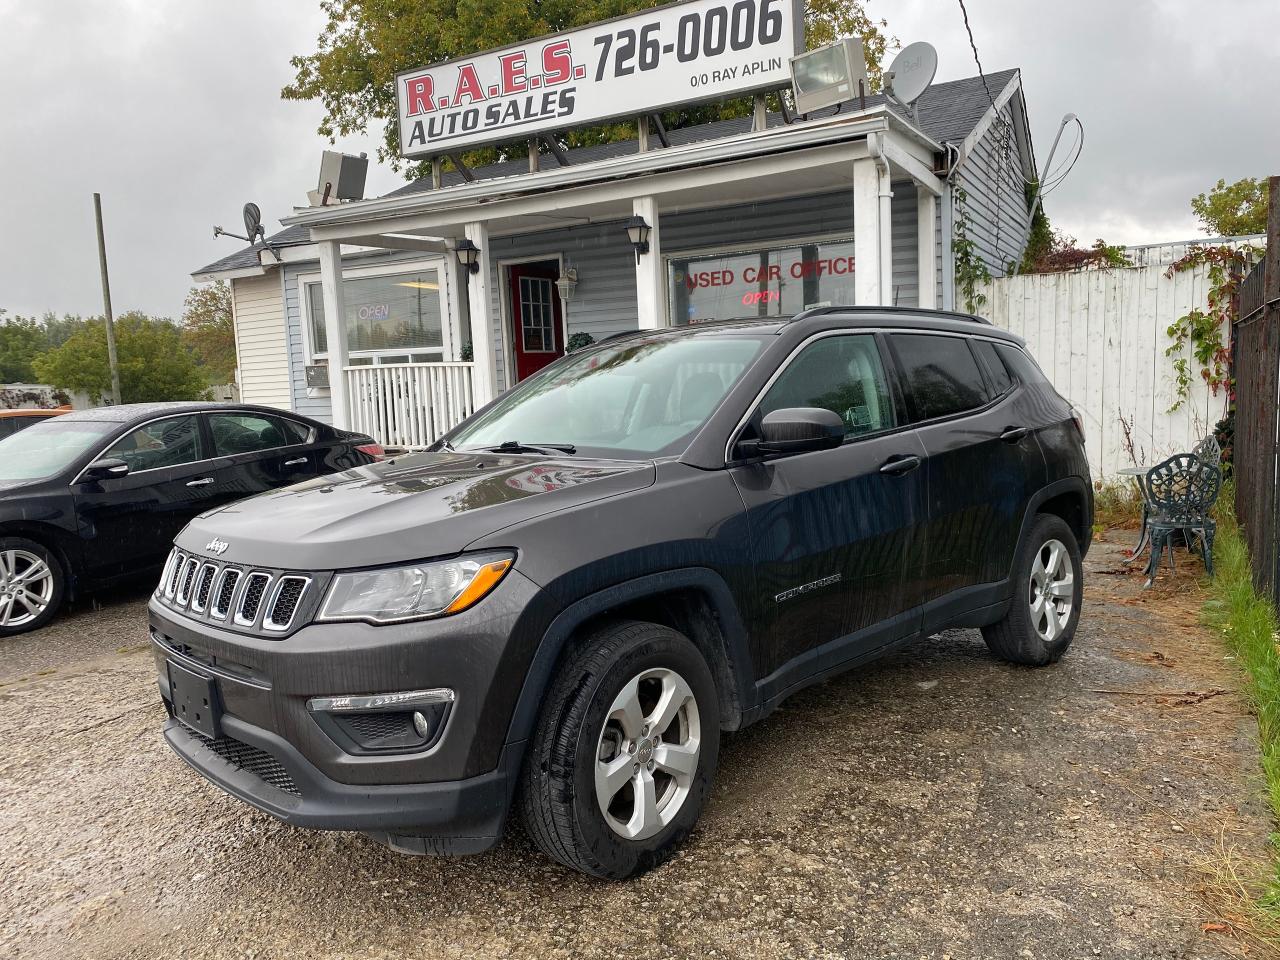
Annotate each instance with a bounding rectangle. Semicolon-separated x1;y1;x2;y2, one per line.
953;186;991;314
1164;243;1262;411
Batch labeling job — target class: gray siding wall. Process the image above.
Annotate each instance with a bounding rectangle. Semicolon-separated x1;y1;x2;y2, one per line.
953;103;1033;280
482;185;920;390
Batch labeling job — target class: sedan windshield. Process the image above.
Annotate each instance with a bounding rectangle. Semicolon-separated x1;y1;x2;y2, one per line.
0;419;118;482
450;334;768;459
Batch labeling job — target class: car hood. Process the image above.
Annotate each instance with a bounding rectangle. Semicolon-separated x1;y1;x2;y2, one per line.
175;450;656;570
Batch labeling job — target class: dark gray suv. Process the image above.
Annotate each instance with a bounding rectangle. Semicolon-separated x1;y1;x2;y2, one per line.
150;307;1092;878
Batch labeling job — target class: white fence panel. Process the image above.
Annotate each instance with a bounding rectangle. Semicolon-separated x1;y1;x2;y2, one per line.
980;264;1226;480
345;362;477;450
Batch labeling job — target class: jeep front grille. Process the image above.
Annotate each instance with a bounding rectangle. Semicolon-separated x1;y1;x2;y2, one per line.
154;549;315;638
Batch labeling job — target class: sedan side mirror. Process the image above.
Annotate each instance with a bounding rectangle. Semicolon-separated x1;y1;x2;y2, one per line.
82;458;130;481
740;407;845;458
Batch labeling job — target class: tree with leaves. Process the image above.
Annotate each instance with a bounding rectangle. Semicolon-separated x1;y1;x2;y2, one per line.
284;0;893;177
33;313;211;405
182;281;237;384
1191;177;1269;237
0;316;47;383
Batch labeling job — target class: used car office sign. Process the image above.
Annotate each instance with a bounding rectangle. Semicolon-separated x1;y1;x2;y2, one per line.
396;0;804;158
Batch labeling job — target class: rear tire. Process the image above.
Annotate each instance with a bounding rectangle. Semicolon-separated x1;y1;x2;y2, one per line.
519;620;720;878
0;537;65;637
982;514;1083;666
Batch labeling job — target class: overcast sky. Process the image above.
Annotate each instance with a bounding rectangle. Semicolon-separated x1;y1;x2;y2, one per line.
0;0;1276;322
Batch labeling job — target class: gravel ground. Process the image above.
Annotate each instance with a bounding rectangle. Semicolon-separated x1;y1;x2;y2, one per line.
1;540;1274;960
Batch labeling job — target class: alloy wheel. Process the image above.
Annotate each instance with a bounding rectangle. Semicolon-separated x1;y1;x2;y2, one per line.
1028;538;1074;643
594;667;701;841
0;548;55;628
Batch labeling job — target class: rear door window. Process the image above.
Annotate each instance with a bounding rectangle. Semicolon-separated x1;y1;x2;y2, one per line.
209;413;292;456
972;340;1014;397
891;333;988;422
758;334;896;438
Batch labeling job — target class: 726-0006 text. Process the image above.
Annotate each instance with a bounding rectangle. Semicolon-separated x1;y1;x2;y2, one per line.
593;0;786;81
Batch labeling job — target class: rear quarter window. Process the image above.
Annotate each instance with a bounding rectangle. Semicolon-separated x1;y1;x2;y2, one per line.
891;333;988;421
995;343;1050;385
972;340;1014;397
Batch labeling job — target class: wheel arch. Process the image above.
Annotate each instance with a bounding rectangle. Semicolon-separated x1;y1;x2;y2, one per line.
506;569;757;751
1030;478;1093;556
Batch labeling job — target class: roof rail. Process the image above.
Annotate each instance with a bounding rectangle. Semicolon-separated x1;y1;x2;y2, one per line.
787;305;992;325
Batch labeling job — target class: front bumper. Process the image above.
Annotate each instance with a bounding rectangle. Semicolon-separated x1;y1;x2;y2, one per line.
150;568;553;853
164;714;519;854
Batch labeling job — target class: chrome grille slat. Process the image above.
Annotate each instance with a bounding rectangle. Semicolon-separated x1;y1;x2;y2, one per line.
263;576;310;632
191;563;218;613
164;551;186;599
176;558;199;606
210;568;241;620
235;572;272;627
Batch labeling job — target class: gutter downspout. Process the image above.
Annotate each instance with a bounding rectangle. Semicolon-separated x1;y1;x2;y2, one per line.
866;132;894;305
940;142;962;311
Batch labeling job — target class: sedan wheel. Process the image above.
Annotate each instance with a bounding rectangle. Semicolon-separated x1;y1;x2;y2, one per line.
0;538;65;636
0;548;56;628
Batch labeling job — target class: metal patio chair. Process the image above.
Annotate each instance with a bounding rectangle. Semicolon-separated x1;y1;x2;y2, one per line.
1127;434;1222;564
1141;453;1221;588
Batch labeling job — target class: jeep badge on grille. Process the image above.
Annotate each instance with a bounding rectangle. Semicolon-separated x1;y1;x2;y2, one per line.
205;538;230;556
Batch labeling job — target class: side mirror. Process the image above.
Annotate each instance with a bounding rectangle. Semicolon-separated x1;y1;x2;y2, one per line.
82;458;130;482
741;407;845;457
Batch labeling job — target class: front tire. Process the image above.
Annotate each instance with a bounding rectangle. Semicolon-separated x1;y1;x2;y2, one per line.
519;620;720;878
982;514;1083;666
0;537;65;637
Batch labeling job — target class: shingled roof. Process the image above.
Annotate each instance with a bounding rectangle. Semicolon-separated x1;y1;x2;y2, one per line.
194;69;1021;277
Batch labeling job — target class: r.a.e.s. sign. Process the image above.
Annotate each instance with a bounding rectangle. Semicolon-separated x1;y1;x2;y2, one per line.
396;0;803;158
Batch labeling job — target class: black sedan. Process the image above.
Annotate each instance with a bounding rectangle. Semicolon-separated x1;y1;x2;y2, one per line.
0;402;381;636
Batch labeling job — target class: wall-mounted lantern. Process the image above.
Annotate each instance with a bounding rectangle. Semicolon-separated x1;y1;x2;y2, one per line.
625;215;651;263
455;237;481;275
555;266;579;303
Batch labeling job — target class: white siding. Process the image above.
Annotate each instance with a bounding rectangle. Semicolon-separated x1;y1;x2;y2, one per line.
231;273;291;409
980;263;1226;479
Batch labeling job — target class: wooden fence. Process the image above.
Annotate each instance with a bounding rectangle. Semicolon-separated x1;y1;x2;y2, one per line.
1232;176;1280;605
980;264;1226;479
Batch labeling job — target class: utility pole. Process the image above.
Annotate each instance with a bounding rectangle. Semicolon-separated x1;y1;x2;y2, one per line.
92;193;123;406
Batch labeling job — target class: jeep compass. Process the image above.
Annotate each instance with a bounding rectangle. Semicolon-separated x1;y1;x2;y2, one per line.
150;307;1092;878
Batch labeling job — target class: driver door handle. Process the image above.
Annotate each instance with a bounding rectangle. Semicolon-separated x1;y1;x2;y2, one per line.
283;458;308;467
186;477;215;487
1000;426;1029;443
879;454;922;476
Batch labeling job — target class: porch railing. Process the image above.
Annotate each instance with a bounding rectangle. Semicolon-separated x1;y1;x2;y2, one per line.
344;362;476;450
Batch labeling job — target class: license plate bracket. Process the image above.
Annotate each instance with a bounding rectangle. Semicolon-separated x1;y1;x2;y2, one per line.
167;660;222;739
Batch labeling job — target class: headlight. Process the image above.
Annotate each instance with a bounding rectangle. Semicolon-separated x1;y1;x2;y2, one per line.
319;552;514;624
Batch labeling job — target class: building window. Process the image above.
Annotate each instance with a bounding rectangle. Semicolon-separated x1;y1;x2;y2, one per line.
306;267;444;361
518;276;557;353
669;238;856;325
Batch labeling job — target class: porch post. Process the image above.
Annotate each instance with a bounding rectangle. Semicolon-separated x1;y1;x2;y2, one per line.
917;188;938;309
317;240;350;429
852;158;884;305
633;196;665;329
464;221;497;403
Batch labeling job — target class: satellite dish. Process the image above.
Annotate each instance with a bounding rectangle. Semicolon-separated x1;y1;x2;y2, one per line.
886;42;938;113
242;202;264;243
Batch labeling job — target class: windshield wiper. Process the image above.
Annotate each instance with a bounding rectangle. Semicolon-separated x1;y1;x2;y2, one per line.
486;440;577;455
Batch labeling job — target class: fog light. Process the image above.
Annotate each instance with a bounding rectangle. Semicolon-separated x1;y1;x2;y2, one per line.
412;711;430;738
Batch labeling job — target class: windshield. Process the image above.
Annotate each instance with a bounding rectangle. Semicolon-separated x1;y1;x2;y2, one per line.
451;334;769;459
0;419;118;482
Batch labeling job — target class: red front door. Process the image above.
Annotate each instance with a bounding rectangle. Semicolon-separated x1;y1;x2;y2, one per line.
508;261;565;382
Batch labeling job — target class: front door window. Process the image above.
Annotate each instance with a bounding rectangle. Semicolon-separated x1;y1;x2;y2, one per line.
508;261;565;382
